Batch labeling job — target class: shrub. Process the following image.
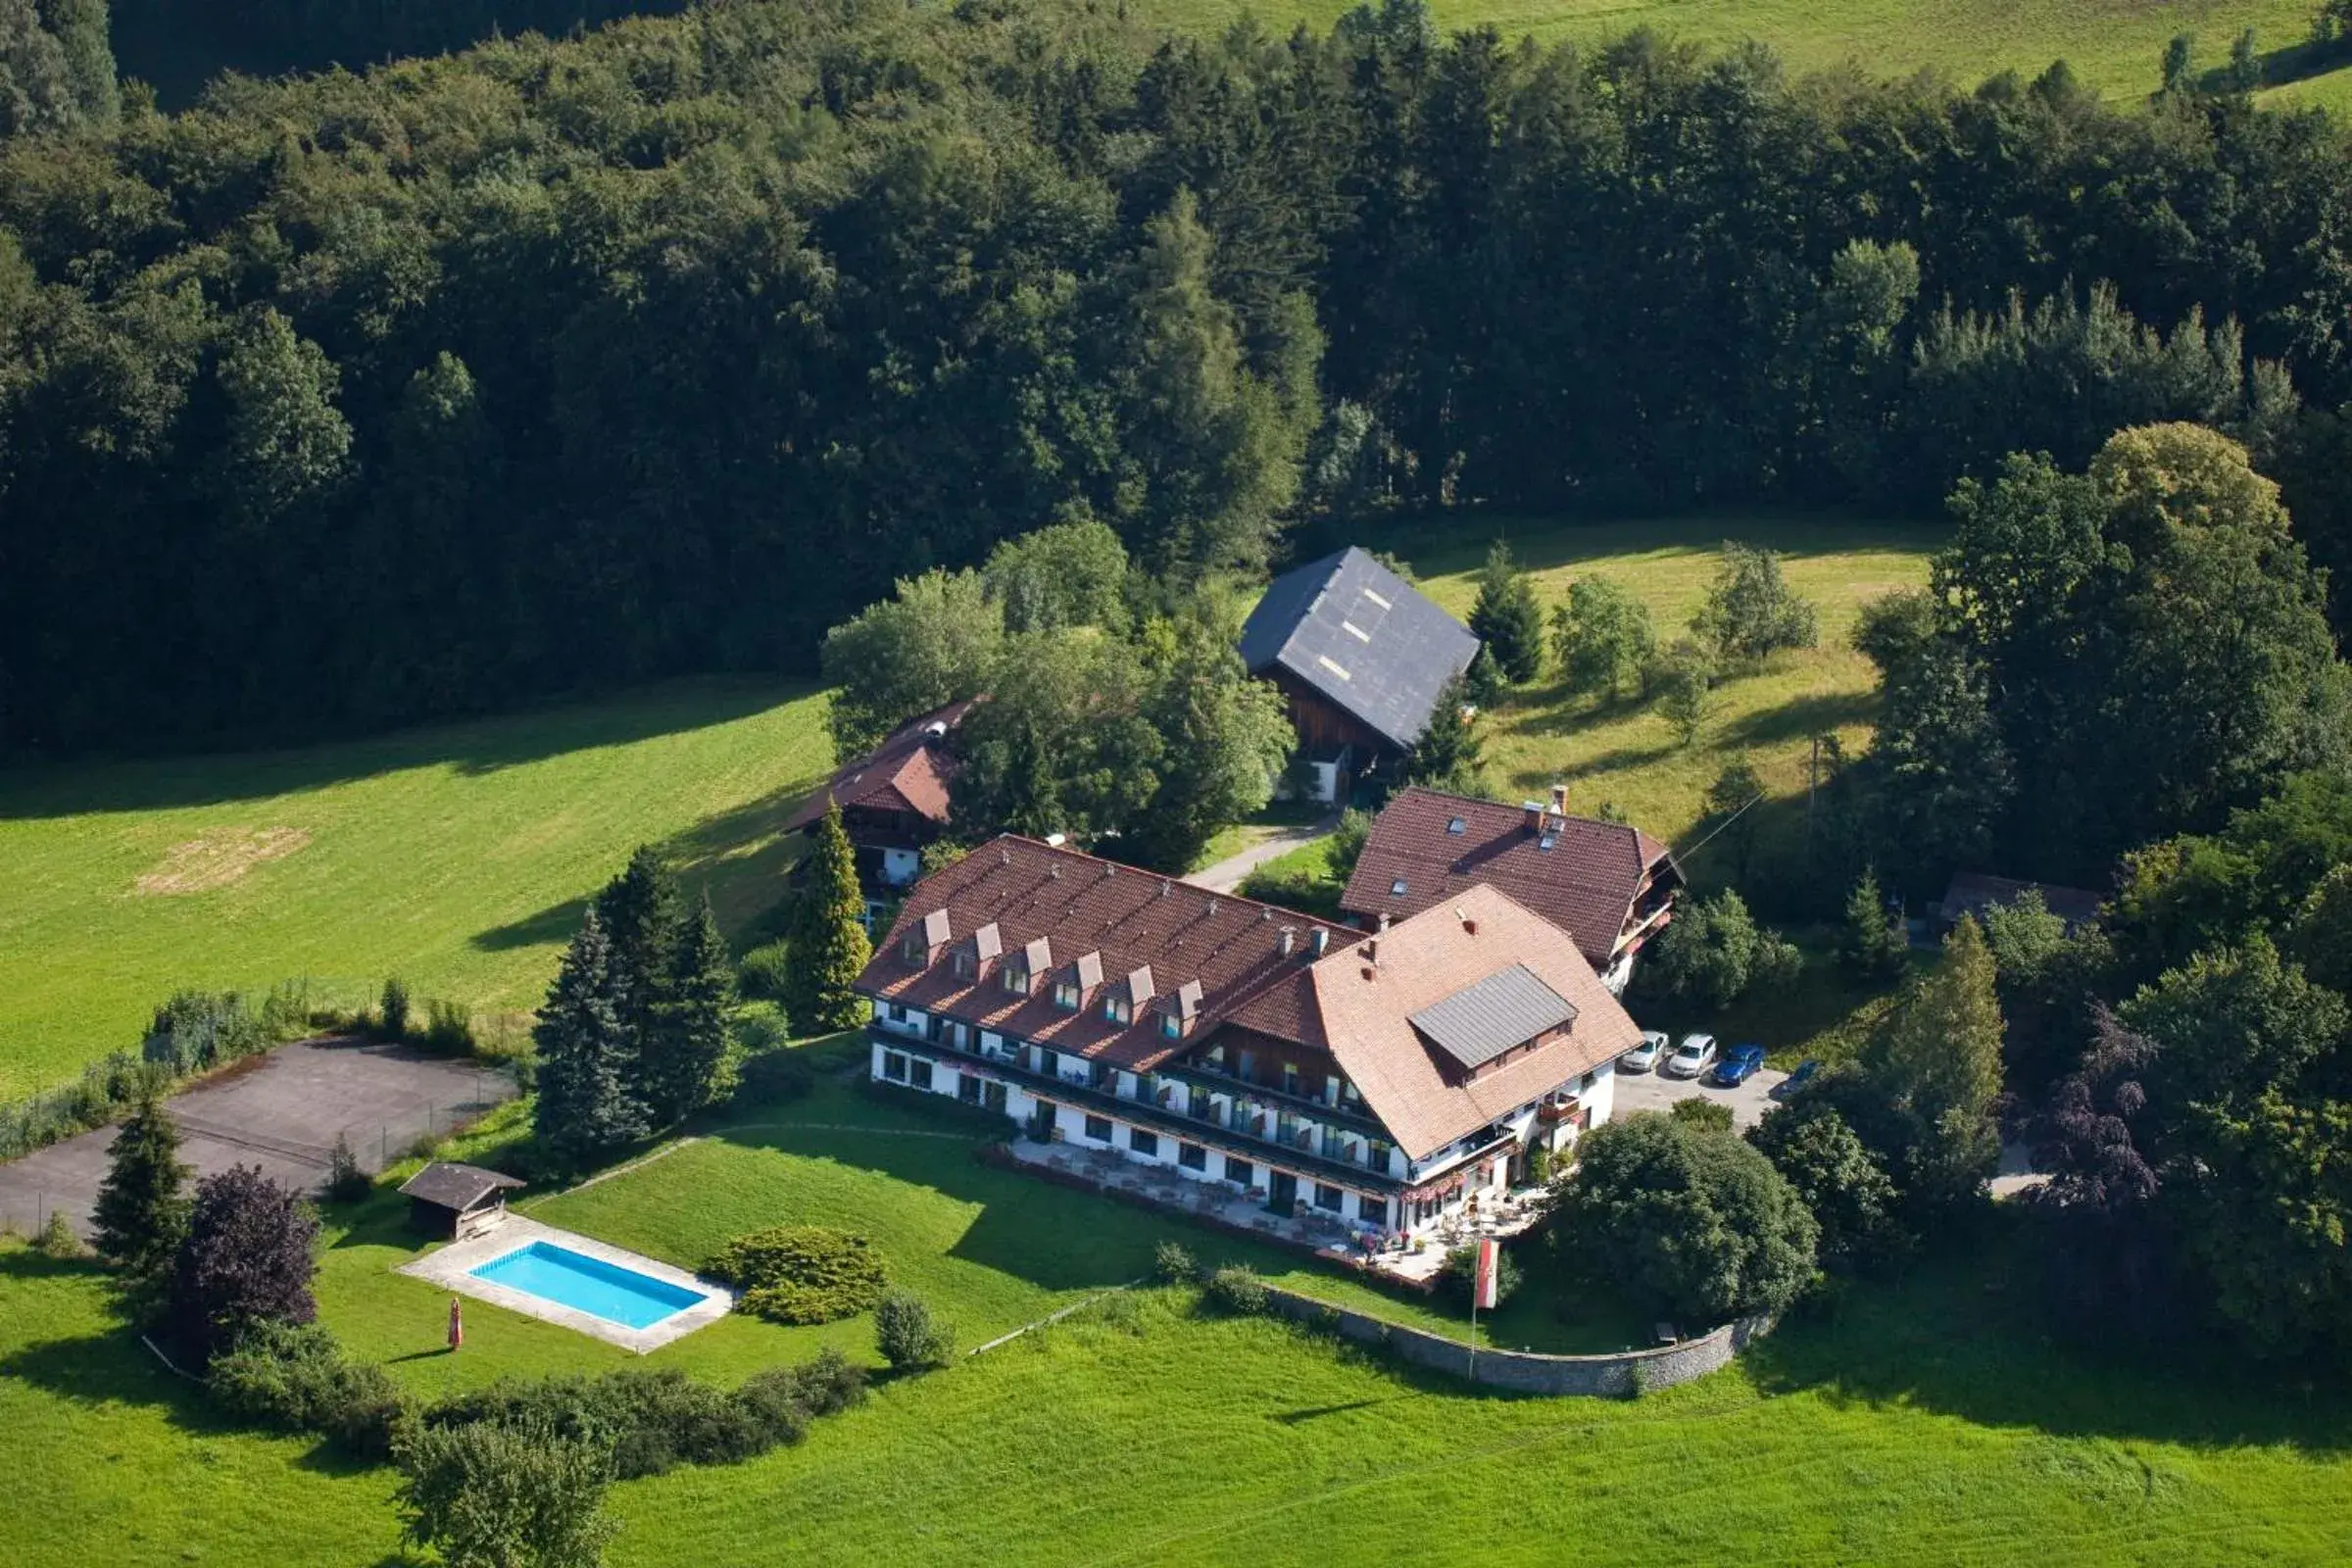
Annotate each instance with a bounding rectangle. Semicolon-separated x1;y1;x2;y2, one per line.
423;1000;475;1054
1152;1239;1200;1284
207;1321;410;1458
731;1048;816;1108
707;1227;888;1325
325;1136;372;1202
37;1209;83;1258
380;978;414;1041
1668;1097;1736;1135
596;1369;769;1478
1201;1265;1269;1316
764;1347;867;1416
1437;1244;1525;1310
395;1417;615;1568
731;1369;812;1447
874;1291;956;1371
737;939;792;1002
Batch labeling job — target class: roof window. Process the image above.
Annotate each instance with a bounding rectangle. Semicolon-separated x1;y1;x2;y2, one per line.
1539;833;1558;851
1390;878;1408;897
1446;817;1466;835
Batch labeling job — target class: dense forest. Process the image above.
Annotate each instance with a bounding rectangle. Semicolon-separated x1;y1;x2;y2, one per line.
2;0;2350;761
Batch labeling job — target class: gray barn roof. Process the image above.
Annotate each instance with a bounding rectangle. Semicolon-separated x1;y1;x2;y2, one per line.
1408;962;1579;1072
1238;548;1482;753
398;1161;524;1210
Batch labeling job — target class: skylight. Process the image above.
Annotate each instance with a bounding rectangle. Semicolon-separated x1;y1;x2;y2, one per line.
1391;878;1408;896
1539;833;1557;851
1446;817;1466;835
1316;655;1352;680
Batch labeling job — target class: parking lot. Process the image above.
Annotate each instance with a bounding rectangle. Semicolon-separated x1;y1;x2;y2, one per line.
1612;1047;1788;1130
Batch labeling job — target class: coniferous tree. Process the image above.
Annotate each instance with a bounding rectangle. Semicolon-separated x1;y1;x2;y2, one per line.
594;845;683;1112
1467;539;1544;684
1397;672;1485;796
642;895;736;1125
533;908;648;1164
91;1092;189;1303
1839;868;1910;980
784;804;874;1035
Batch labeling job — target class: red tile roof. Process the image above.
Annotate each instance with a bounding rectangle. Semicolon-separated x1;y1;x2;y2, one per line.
858;836;1363;1070
785;699;973;835
1309;885;1642;1158
1340;787;1678;967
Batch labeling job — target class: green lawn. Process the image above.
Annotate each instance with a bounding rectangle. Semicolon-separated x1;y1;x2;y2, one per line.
0;679;832;1100
5;1071;2349;1567
1128;0;2352;111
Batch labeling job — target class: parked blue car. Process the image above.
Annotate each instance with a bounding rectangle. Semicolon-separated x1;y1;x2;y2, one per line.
1772;1058;1821;1099
1711;1043;1766;1087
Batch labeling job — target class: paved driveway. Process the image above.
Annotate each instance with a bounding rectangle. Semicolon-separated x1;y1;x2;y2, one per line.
0;1037;513;1238
1613;1054;1788;1130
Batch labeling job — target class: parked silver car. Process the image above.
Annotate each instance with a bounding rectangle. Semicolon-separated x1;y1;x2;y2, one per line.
1664;1033;1718;1079
1619;1030;1670;1073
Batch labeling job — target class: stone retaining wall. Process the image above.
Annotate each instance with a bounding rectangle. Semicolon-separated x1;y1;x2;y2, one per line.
1258;1284;1772;1396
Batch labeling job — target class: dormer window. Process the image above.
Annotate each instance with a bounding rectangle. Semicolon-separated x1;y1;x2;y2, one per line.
901;934;926;965
1053;981;1081;1011
952;950;975;980
1104;995;1131;1024
1001;964;1030;996
1159;1011;1183;1041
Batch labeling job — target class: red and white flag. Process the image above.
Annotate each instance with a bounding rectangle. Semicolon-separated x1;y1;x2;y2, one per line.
1472;1238;1500;1310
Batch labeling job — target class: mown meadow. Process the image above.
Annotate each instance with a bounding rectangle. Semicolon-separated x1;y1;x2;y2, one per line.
0;680;831;1100
4;1058;2347;1568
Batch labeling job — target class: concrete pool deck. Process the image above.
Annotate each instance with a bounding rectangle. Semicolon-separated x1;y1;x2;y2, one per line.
398;1215;734;1352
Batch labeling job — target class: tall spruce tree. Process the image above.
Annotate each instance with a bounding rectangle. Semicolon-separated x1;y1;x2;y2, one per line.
1398;672;1485;795
593;845;683;1113
1839;868;1910;980
533;908;648;1165
642;895;736;1125
785;804;874;1035
1467;539;1544;684
91;1092;189;1303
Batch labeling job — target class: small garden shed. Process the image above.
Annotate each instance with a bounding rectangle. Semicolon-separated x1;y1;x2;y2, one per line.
398;1161;525;1241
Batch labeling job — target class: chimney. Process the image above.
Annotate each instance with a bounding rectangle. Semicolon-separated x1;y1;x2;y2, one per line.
1377;911;1392;933
1457;906;1477;936
1364;938;1379;966
1522;800;1544;834
1311;928;1330;956
1279;926;1297;957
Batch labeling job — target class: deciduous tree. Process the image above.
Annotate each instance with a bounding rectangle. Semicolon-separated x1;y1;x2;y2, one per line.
1551;575;1657;702
168;1165;319;1362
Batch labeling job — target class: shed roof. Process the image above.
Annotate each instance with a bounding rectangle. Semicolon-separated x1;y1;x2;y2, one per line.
1238;548;1481;753
1409;963;1579;1072
398;1161;524;1210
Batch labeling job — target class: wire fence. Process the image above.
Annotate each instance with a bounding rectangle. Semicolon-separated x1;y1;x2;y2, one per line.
0;1065;514;1241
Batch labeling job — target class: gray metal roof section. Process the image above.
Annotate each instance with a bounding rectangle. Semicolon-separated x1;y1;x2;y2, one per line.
1408;963;1579;1072
1238;547;1482;753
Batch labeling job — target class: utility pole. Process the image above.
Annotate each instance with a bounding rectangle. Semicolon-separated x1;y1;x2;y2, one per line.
1805;732;1820;863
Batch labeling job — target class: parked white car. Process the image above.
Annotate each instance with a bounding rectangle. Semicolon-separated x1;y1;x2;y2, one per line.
1619;1031;1670;1073
1664;1033;1718;1078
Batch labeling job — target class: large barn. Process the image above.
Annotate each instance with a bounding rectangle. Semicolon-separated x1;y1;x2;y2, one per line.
1238;548;1481;803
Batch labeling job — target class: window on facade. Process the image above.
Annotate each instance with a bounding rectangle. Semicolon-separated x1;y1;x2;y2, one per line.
1580;1071;1595;1091
909;1058;933;1090
1129;1128;1158;1157
958;1075;982;1105
1368;1141;1392;1174
1178;1143;1206;1170
1002;965;1029;995
883;1053;908;1083
1312;1183;1344;1212
1083;1114;1113;1143
1358;1194;1389;1226
1225;1155;1253;1187
1280;1062;1300;1098
1104;995;1130;1024
1053;982;1081;1010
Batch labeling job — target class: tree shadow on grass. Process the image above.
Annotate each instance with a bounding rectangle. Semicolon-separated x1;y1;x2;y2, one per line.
1743;1221;2352;1454
0;677;811;820
1712;688;1880;751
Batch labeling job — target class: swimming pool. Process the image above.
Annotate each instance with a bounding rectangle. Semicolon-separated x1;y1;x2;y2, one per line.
468;1241;709;1330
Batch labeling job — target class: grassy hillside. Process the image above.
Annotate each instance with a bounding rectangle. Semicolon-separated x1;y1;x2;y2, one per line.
1129;0;2352;110
4;1070;2347;1567
0;680;831;1100
1391;511;1941;878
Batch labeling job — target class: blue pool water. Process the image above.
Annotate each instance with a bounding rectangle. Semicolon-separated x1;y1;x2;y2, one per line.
469;1242;707;1329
